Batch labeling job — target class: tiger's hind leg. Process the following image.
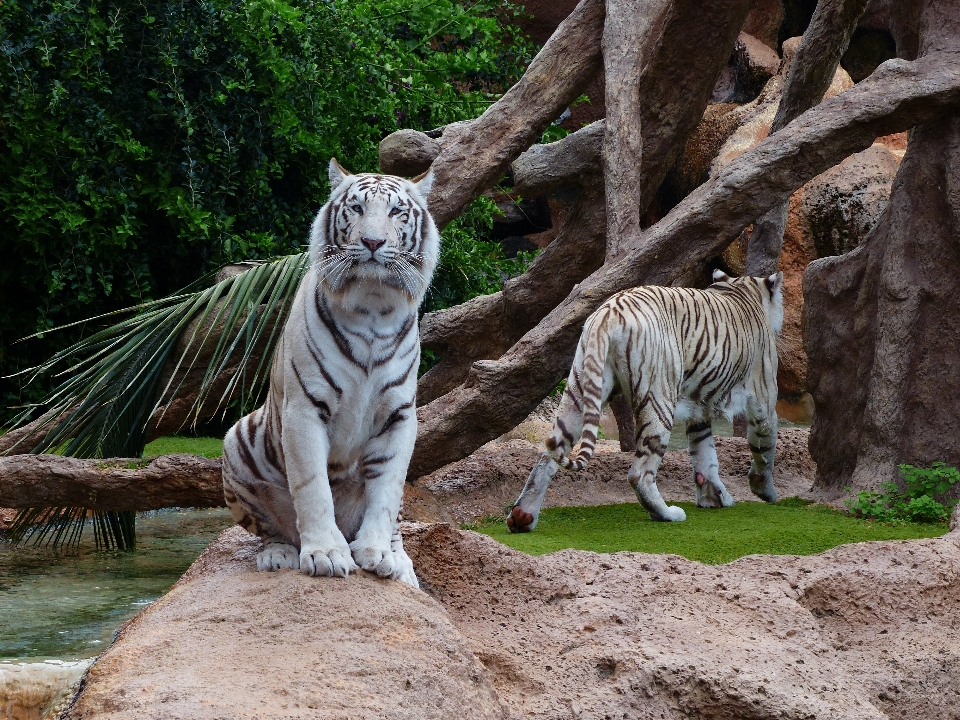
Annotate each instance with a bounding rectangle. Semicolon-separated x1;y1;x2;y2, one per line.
223;416;301;571
686;414;735;508
745;394;778;502
629;400;685;522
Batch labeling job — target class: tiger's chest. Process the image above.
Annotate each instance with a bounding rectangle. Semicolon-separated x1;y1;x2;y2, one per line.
298;287;419;460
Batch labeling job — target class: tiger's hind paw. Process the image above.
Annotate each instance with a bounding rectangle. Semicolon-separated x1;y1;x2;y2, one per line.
650;505;687;522
257;543;300;572
506;505;535;533
748;471;777;503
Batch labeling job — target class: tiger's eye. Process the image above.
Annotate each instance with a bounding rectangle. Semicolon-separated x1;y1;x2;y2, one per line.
351;204;363;215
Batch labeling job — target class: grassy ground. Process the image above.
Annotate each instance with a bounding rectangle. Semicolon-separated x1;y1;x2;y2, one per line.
471;498;948;564
143;436;224;459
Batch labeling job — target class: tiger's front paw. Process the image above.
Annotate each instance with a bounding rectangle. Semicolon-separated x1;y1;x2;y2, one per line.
257;543;300;572
392;549;420;589
299;542;358;578
350;540;397;578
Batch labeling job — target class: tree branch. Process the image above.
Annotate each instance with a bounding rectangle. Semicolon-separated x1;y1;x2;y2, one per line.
0;454;224;510
417;0;750;401
410;51;960;478
424;0;606;229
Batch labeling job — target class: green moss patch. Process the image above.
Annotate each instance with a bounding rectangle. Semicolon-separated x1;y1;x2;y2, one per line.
470;499;947;564
144;436;224;459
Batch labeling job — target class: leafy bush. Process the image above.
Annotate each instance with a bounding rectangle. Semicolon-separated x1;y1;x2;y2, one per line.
0;0;535;422
846;462;960;524
426;196;536;314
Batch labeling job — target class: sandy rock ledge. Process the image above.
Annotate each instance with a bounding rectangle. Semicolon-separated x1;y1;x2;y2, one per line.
62;523;960;720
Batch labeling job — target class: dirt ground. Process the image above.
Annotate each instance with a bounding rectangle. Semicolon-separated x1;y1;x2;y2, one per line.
408;426;816;525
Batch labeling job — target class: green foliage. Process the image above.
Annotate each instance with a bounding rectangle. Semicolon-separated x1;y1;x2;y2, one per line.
427;196;537;314
0;0;535;421
846;463;960;524
470;499;948;564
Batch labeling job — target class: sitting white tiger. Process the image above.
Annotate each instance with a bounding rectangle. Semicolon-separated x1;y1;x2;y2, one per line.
508;270;783;532
222;159;438;587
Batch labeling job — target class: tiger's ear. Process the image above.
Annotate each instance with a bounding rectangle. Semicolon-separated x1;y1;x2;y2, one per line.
412;167;434;200
712;269;732;283
765;271;784;294
329;158;351;190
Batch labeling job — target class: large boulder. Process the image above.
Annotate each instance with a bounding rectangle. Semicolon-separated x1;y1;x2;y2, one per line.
710;32;782;104
63;523;960;719
801;143;900;259
61;527;505;720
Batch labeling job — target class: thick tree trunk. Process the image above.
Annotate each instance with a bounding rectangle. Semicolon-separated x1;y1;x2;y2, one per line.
744;0;871;276
805;116;960;495
0;454;224;510
409;51;960;478
601;0;671;258
803;3;960;497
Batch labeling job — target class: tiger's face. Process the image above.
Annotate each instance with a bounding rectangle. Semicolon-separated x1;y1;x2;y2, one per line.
311;158;439;301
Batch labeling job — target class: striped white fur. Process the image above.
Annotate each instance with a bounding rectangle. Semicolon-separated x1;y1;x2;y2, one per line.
508;270;784;531
222;159;438;586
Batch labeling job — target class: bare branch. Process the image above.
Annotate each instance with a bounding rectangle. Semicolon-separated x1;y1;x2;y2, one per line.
0;454;224;510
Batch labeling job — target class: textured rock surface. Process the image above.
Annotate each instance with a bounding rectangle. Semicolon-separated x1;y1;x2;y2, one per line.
804;114;960;495
801;143;900;259
711;32;782;104
742;0;784;50
61;528;506;720
0;660;91;720
62;523;960;719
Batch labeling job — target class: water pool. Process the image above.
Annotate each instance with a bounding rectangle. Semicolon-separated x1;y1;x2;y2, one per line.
0;508;234;663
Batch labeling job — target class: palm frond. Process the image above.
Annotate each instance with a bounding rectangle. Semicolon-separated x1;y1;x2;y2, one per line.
3;253;310;549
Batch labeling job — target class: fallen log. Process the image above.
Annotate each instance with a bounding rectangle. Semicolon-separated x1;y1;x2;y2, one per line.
0;454;224;511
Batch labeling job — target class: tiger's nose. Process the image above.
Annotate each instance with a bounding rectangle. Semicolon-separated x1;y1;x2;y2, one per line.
362;237;386;253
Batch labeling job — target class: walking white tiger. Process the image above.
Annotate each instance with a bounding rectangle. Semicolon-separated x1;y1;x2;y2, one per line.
508;270;784;532
222;159;438;587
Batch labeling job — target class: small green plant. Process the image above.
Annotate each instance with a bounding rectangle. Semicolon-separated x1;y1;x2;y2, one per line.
846;462;960;524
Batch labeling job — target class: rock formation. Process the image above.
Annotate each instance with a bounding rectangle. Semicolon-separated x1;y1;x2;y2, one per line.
61;524;960;719
803;2;960;495
804;115;960;496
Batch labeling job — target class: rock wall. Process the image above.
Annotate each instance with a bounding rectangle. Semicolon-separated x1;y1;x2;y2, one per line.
803;115;960;494
61;524;960;719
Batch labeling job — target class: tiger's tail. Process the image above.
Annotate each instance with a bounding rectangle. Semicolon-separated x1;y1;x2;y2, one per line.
545;310;612;472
